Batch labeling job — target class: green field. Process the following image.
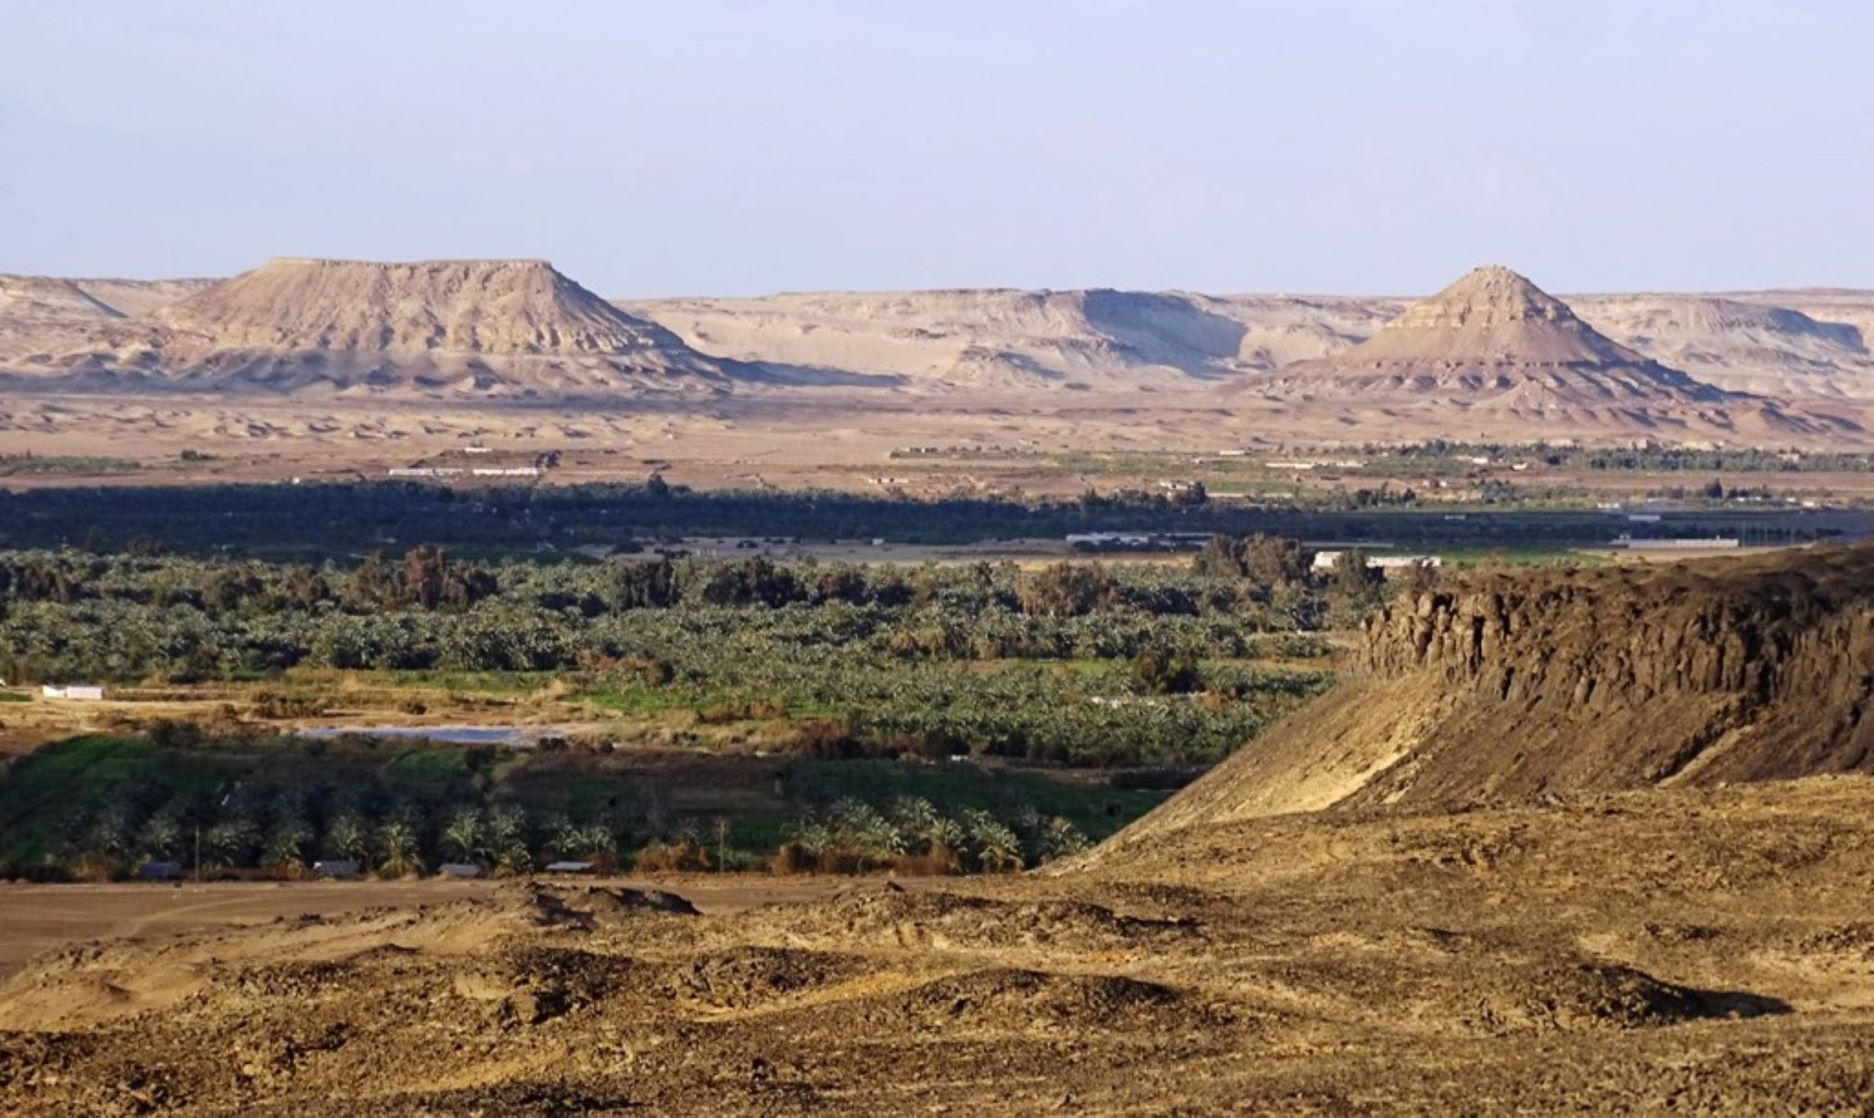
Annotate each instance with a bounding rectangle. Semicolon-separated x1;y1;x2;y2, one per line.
0;454;143;478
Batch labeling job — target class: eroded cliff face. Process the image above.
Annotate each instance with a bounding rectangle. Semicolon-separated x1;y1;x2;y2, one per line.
1349;550;1874;794
1084;548;1874;857
1365;566;1872;712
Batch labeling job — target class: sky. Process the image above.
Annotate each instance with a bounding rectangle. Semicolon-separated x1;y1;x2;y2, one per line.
3;1;1873;297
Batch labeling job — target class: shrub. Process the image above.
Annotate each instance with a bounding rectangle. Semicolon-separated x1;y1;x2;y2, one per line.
147;718;206;750
891;847;962;876
770;842;819;875
634;840;710;874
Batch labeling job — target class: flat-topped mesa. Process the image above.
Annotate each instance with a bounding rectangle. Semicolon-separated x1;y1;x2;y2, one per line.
155;257;679;358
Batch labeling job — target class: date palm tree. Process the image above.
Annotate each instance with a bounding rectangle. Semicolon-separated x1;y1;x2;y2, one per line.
322;812;369;865
964;810;1024;872
374;818;423;878
136;809;184;861
202;818;260;868
439;807;485;863
1039;816;1089;862
262;816;312;871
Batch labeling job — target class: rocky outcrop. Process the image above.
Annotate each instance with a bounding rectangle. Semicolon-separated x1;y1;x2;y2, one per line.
1090;547;1874;851
1357;551;1874;788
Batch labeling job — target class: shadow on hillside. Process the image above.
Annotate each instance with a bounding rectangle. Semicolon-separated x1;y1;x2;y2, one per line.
731;359;907;389
1080;290;1248;378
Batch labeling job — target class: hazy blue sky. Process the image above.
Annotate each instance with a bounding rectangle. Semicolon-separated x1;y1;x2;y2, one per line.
4;1;1871;295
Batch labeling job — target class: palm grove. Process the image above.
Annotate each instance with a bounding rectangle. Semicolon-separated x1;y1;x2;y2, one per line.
0;537;1399;880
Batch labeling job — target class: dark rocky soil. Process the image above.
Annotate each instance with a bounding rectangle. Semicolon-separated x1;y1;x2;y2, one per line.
8;549;1874;1113
2;778;1873;1114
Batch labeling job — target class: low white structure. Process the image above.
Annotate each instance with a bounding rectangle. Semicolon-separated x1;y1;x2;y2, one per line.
1612;536;1741;550
1266;458;1362;471
1067;532;1154;548
1312;551;1442;571
41;684;105;701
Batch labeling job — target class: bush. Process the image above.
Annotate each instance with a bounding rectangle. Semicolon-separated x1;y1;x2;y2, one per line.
633;840;710;874
890;847;962;876
769;842;819;875
1132;647;1202;695
146;719;206;750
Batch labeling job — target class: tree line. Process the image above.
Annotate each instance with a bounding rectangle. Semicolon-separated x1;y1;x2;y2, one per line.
8;734;1093;882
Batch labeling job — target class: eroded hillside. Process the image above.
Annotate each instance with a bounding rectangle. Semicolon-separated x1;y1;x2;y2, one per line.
8;268;1874;404
6;778;1874;1114
1093;546;1874;852
0;260;735;394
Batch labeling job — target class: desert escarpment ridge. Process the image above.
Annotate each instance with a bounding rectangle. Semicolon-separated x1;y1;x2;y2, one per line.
618;286;1403;388
3;257;1874;441
1;259;1873;397
1086;546;1874;860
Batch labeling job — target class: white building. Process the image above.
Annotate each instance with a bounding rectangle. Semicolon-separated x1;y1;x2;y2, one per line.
41;684;105;701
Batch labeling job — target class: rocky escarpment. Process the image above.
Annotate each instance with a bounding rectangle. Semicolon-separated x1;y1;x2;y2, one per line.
1087;547;1874;854
1571;295;1873;397
1361;550;1874;790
